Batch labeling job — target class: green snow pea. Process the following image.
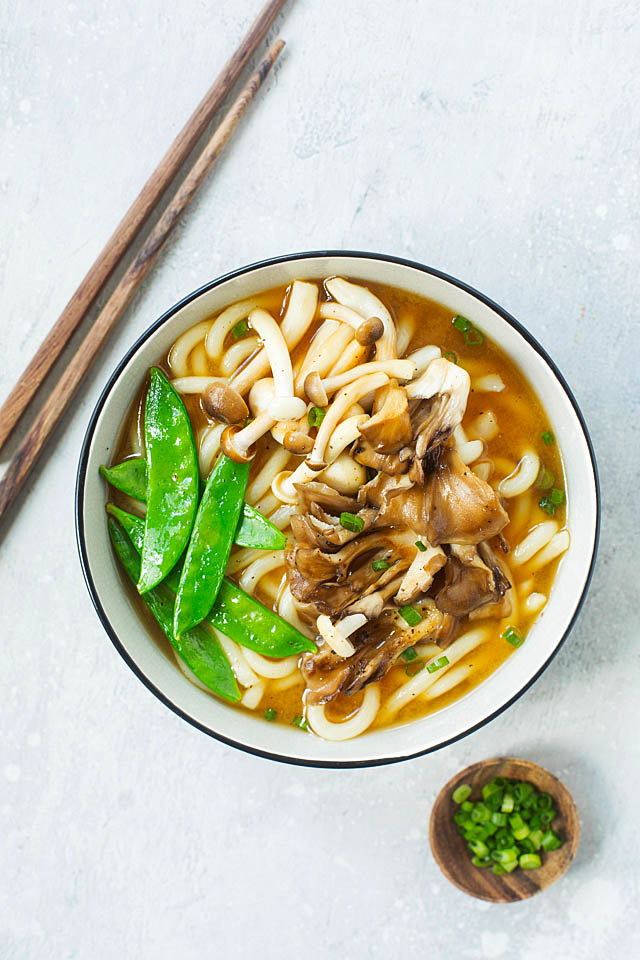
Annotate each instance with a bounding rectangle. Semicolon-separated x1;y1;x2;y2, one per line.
107;516;239;702
99;458;147;502
107;504;315;658
138;368;199;594
174;454;250;637
101;456;285;550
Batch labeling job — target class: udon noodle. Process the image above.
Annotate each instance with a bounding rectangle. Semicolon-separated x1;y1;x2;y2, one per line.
110;277;569;741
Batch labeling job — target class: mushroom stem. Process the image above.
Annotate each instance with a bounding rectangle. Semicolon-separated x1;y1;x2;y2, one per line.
245;308;306;421
308;371;389;468
204;298;263;360
224;410;275;462
318;301;366;330
294;322;354;394
230;280;319;395
325;277;397;360
321;359;416;397
273;414;368;501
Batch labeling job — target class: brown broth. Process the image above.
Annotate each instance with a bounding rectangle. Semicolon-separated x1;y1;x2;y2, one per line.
108;278;567;734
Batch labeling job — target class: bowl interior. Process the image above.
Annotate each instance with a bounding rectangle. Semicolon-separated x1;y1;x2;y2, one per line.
76;253;599;766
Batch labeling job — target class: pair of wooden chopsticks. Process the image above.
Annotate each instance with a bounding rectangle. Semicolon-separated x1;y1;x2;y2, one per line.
0;0;288;521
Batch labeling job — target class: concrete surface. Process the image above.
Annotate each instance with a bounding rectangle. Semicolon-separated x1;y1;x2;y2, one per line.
1;1;638;957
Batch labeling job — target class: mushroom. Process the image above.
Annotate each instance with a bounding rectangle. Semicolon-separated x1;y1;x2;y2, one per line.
395;540;447;605
325;277;397;360
358;380;412;453
230;280;319;395
283;431;314;455
294;322;354;394
307;371;389;469
272;414;368;502
245;308;306;421
320;358;416;397
202;381;249;425
304;371;328;407
221;423;257;463
356;317;385;346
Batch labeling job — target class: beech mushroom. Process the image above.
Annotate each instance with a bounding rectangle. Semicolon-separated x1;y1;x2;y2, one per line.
283;431;314;455
202;381;249;425
320;358;416;397
356;316;384;346
325;277;397;360
245;308;306;421
304;371;328;407
307;371;389;469
230;281;319;395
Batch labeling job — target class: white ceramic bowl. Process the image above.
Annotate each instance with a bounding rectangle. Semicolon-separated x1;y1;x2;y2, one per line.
76;252;600;767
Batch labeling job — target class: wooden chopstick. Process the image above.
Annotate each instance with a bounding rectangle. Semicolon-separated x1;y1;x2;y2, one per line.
0;0;288;453
0;38;285;522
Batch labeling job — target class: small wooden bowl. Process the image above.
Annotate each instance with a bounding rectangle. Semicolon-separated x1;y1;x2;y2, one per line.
429;757;580;903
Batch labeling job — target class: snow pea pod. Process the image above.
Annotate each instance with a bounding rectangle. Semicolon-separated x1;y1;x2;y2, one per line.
101;456;285;549
107;516;239;702
174;454;249;637
107;504;315;658
138;368;199;594
99;459;147;502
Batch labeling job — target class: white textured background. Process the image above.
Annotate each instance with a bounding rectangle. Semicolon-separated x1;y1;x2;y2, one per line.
1;1;638;957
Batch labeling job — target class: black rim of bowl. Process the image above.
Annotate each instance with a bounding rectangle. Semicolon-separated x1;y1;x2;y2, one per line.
75;250;601;768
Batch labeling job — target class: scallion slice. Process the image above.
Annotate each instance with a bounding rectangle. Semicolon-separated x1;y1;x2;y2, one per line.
415;540;427;552
372;558;391;572
339;512;364;533
264;708;277;721
535;466;555;490
307;406;326;428
401;647;419;662
399;605;422;627
427;655;449;674
232;320;249;339
404;660;425;677
541;430;555;445
291;715;308;730
452;784;472;804
443;351;458;364
502;625;524;648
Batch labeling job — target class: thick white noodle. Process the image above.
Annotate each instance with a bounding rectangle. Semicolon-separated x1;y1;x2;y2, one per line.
321;359;416;396
171;376;216;394
268;504;296;531
472;461;492;482
128;398;144;456
190;344;209;376
395;314;416;356
318;301;364;329
169;320;212;377
173;650;210;691
226;547;265;575
468;411;500;442
525;529;570;573
278;586;315;639
220;337;259;376
453;425;483;464
512;520;558;566
242;648;299;679
253;491;279;518
306;684;380;741
241;682;265;709
204;297;263;359
472;374;505;392
309;372;389;465
524;592;547;613
212;628;260;688
245;447;292;504
197;423;224;478
412;641;441;660
272;671;304;692
239;552;286;595
247;308;306;420
498;452;540;498
378;627;489;722
424;662;473;700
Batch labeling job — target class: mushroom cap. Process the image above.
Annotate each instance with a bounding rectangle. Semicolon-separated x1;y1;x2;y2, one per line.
356;316;384;346
282;430;314;455
202;381;249;425
220;425;255;463
304;371;328;407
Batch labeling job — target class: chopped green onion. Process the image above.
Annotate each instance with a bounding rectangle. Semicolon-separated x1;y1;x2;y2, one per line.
452;783;472;804
539;488;564;515
540;829;562;851
491;847;519;864
492;864;506;876
415;540;427;552
232;320;249;339
535;466;555;490
291;715;308;730
401;647;419;662
520;853;542;869
528;829;544;850
404;660;425;677
468;839;489;858
541;430;555;445
514;782;535;803
427;655;449;674
452;315;470;332
519;838;535;853
502;625;524;648
491;812;508;827
482;780;504;800
461;801;474;813
539;810;555;825
550;488;565;505
464;326;484;345
372;558;391;572
399;605;422;627
535;793;553;810
339;512;364;533
471;856;492;868
307;406;326;428
470;803;491;823
443;351;458;364
501;792;515;813
264;708;277;721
